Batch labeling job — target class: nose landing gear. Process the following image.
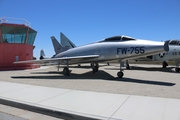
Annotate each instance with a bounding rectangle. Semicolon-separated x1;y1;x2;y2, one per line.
117;61;124;78
117;71;124;78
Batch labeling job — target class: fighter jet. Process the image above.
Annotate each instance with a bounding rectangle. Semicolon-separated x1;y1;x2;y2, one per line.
14;35;169;78
60;33;180;72
144;39;180;72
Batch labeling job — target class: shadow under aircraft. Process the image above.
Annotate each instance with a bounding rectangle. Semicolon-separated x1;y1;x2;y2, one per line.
11;70;175;86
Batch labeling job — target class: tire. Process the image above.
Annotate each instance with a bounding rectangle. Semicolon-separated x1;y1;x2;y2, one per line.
63;67;70;76
93;66;98;73
162;61;168;68
175;68;180;72
117;72;124;78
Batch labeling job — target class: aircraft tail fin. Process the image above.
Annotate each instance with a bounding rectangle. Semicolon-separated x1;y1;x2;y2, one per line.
40;49;45;59
60;32;76;49
51;36;63;54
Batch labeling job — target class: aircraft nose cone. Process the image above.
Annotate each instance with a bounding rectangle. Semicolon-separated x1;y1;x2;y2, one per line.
164;41;169;52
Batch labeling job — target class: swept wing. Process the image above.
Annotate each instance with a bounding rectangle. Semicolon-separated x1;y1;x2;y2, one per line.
14;55;100;64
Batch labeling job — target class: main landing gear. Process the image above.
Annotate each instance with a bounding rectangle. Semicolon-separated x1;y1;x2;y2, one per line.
175;62;180;72
175;68;180;72
63;67;70;76
59;62;100;76
60;60;70;76
91;63;99;73
162;61;168;68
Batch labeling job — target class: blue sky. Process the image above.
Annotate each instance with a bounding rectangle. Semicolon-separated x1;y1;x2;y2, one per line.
0;0;180;58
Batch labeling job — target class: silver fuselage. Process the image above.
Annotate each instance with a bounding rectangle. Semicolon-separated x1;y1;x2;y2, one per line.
55;39;165;65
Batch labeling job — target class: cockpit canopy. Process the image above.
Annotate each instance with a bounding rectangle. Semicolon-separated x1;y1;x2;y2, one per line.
99;35;136;42
166;40;180;45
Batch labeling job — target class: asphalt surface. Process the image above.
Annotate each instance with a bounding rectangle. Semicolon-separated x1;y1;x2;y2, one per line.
0;63;179;99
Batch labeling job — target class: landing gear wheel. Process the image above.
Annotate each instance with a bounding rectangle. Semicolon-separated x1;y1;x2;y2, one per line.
175;68;180;72
126;65;130;69
63;67;70;76
117;71;124;78
162;61;168;68
91;63;99;73
93;66;98;73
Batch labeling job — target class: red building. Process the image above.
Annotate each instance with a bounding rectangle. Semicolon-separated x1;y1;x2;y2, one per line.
0;17;39;70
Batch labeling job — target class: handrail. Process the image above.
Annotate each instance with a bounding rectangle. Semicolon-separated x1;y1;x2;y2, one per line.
0;17;31;27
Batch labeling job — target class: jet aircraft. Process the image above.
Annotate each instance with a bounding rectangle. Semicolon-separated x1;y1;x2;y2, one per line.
14;35;169;78
127;40;180;72
59;33;180;72
143;39;180;72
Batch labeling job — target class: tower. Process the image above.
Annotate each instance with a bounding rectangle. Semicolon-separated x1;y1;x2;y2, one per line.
0;17;38;70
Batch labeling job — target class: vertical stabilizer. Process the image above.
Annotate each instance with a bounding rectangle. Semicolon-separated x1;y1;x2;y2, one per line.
40;49;45;59
51;36;63;54
60;32;76;49
40;49;45;56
